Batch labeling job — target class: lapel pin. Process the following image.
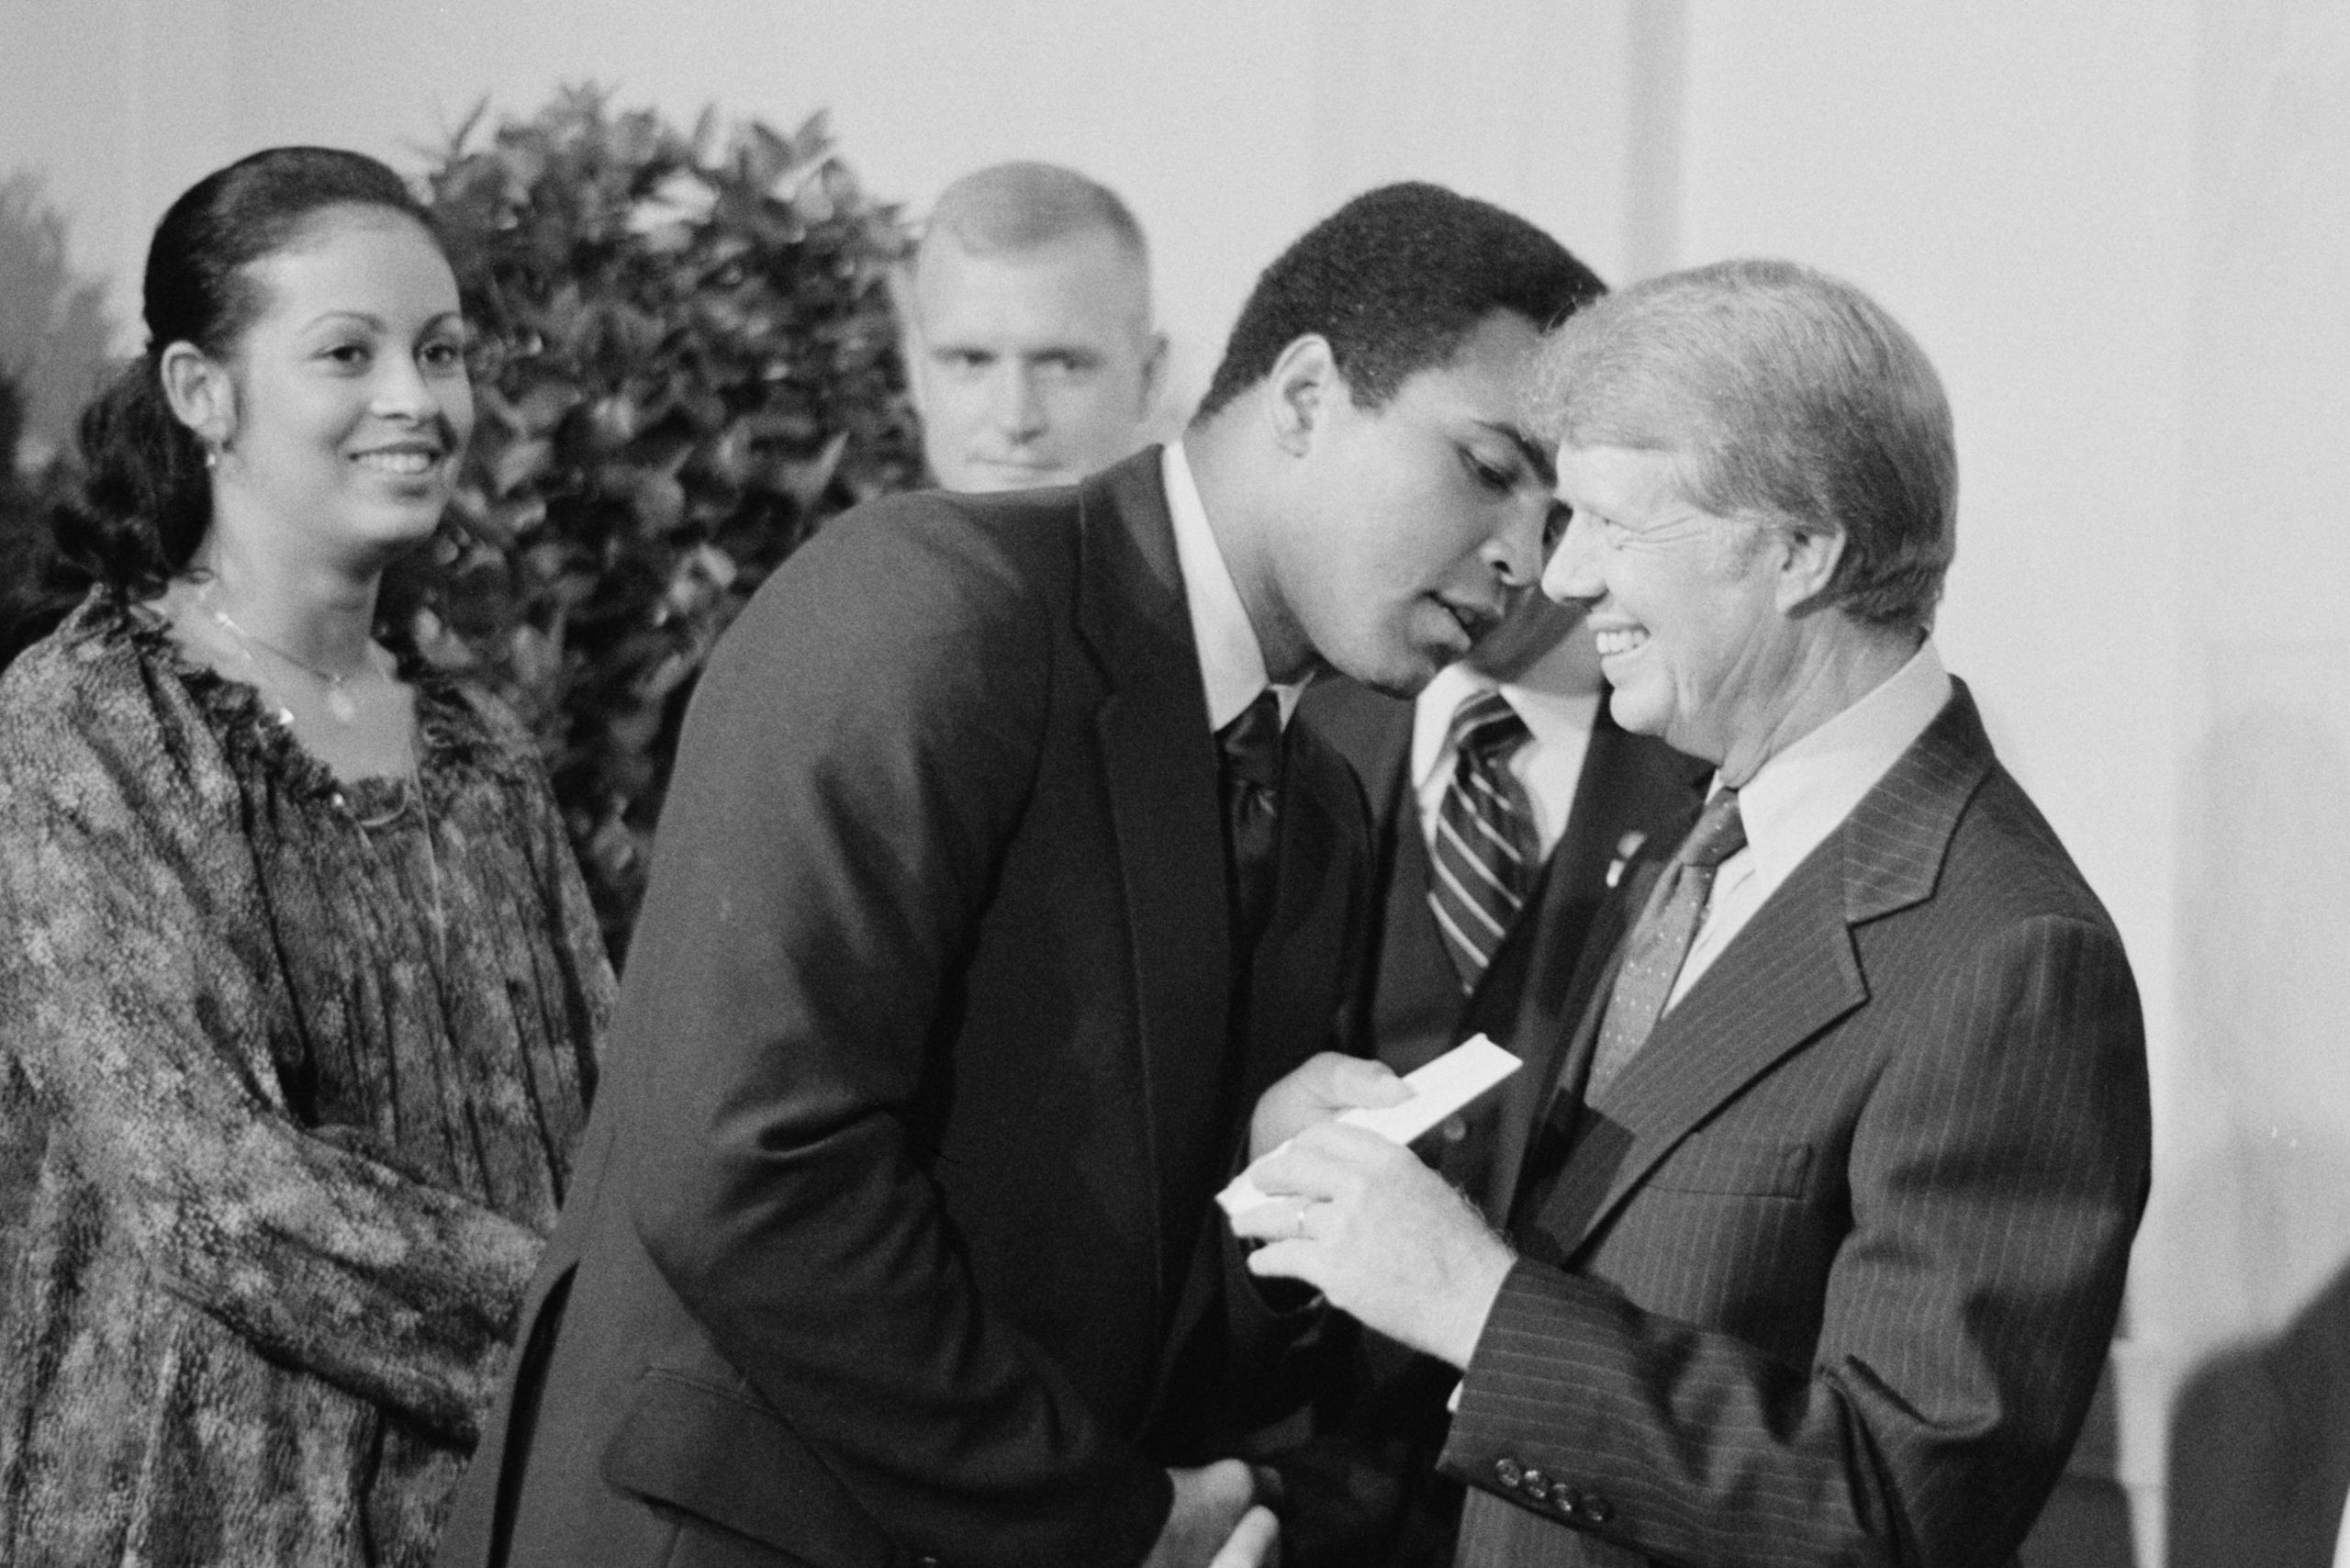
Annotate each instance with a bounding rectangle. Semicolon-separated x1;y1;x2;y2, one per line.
1606;830;1648;889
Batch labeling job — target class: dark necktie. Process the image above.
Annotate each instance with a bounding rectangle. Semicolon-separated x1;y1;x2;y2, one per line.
1217;689;1285;952
1427;690;1539;992
1584;788;1747;1094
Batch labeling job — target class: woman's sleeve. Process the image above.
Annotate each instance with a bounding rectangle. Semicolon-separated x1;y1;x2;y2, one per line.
0;662;545;1446
466;682;620;1083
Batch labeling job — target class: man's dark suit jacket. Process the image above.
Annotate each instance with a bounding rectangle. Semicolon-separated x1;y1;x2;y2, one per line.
438;449;1369;1568
1439;683;2152;1568
1287;678;1700;1563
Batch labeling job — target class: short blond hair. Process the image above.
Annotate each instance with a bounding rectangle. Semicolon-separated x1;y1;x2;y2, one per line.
918;162;1147;269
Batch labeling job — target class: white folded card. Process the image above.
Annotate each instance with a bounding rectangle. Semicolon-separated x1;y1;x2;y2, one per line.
1217;1035;1522;1224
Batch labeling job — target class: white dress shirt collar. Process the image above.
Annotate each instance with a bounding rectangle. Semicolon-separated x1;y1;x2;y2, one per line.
1162;442;1298;732
1667;639;1953;1010
1721;638;1954;899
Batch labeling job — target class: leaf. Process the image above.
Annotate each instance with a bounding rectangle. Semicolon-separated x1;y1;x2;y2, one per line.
490;436;556;498
776;430;850;510
506;622;562;688
586;393;641;451
706;420;760;489
692;543;738;591
633;471;686;534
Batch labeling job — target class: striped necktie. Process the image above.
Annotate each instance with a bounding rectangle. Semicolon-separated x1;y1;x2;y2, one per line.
1427;690;1539;991
1585;788;1747;1094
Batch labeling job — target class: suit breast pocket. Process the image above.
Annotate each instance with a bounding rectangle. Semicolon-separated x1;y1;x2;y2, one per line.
1643;1135;1815;1199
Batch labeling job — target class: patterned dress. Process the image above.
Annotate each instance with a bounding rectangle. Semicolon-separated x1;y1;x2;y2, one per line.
0;593;611;1566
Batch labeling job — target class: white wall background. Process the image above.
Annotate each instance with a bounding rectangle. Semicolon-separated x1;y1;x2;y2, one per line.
0;0;1600;434
5;1;2346;1561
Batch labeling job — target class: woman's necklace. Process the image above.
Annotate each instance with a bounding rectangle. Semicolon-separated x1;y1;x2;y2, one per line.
194;580;450;972
202;585;375;723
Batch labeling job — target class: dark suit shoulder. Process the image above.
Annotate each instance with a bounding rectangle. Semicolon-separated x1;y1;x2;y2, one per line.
749;486;1079;631
650;488;1076;965
1938;762;2123;935
700;487;1080;717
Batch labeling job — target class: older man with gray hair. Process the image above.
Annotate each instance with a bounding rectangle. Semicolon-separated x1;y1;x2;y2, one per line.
1237;259;2152;1568
901;161;1165;492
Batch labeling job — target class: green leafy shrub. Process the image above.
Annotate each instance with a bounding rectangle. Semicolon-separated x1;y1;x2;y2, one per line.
0;372;43;663
0;174;109;671
413;85;923;960
0;373;80;670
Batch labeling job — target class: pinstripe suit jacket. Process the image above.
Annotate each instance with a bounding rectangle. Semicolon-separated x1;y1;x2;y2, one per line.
1439;682;2151;1568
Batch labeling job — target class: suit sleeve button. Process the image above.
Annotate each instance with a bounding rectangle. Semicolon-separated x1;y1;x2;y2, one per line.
1583;1495;1615;1524
1494;1457;1523;1488
1520;1466;1550;1498
1548;1479;1577;1511
916;1557;941;1568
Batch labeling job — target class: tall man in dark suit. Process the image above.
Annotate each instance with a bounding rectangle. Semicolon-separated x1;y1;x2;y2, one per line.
1237;259;2153;1567
438;184;1595;1568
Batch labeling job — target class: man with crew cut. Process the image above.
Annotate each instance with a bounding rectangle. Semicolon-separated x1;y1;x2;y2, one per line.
902;160;1166;493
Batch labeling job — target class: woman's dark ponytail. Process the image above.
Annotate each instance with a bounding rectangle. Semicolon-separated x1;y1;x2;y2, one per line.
53;357;211;598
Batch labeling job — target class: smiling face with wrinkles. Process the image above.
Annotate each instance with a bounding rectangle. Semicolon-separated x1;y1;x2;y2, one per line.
1543;441;1822;778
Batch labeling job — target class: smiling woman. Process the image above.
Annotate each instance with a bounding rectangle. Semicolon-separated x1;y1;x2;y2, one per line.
0;148;611;1568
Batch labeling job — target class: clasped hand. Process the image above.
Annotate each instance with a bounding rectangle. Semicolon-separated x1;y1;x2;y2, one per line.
1234;1053;1516;1371
1144;1460;1279;1568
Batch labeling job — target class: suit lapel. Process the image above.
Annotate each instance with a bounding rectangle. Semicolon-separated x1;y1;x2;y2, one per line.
1539;855;1867;1246
1484;717;1709;1210
1527;684;1998;1257
1299;677;1413;831
1294;682;1427;1062
1076;449;1232;1303
1487;853;1655;1213
1472;714;1708;1054
1244;737;1355;1103
1464;713;1707;1211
